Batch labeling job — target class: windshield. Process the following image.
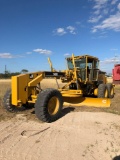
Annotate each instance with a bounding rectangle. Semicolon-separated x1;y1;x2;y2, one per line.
67;58;86;69
67;60;74;69
75;58;86;68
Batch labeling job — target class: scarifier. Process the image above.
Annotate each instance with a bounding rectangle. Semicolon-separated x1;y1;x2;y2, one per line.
3;54;114;122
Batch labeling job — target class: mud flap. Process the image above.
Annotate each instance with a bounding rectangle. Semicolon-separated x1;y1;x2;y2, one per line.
63;97;110;108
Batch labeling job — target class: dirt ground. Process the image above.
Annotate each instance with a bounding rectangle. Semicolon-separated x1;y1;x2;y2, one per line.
0;79;120;160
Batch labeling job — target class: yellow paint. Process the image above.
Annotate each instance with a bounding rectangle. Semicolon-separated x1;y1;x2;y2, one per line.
48;96;60;115
11;71;44;106
11;76;18;106
64;97;110;107
60;89;83;97
94;88;98;96
28;74;43;87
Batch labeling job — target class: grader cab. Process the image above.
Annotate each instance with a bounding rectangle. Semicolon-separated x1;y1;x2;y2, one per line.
65;55;107;95
3;54;114;123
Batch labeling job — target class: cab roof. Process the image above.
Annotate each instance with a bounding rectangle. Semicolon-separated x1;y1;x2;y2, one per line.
66;54;99;61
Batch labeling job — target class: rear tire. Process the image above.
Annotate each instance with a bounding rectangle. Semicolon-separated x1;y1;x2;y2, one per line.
3;89;26;112
35;88;63;123
98;84;108;98
106;83;114;98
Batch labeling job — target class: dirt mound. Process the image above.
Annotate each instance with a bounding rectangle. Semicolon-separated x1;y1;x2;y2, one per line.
0;112;120;160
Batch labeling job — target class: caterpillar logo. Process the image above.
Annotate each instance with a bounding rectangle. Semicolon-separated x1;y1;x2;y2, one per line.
102;100;107;103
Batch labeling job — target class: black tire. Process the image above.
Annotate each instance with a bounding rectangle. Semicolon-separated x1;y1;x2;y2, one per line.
3;89;26;112
98;84;108;98
35;88;63;123
106;83;114;98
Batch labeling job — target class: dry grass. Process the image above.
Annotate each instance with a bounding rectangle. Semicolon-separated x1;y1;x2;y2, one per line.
0;80;120;122
0;82;11;99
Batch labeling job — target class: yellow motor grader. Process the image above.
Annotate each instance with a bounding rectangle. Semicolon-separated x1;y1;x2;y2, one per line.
3;54;114;122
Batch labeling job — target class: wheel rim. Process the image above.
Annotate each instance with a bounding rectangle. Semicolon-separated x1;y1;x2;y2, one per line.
48;96;59;115
110;87;114;96
105;89;108;98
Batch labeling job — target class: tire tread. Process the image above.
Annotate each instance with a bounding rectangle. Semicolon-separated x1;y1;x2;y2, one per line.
35;88;63;123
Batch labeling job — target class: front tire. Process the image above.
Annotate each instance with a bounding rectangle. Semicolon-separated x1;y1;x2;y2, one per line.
35;88;63;123
98;84;108;98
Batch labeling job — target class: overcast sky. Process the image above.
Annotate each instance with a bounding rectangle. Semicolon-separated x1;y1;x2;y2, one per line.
0;0;120;73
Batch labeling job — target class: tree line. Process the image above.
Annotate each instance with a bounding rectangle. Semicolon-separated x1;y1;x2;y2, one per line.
0;69;28;79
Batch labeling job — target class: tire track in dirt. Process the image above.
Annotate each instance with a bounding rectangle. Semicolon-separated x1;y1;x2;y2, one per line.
21;127;51;160
0;112;120;160
0;120;26;159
